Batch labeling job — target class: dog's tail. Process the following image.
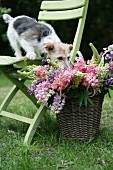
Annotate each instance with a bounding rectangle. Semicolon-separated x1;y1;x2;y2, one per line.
2;14;13;24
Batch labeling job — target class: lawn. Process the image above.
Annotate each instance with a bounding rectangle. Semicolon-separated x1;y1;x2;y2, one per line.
0;73;113;170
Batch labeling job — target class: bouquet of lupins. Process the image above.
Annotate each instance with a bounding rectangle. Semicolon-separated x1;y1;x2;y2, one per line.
18;43;113;114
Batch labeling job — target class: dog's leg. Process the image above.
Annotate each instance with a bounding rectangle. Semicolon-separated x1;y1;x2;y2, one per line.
20;39;36;60
7;30;22;60
8;37;22;60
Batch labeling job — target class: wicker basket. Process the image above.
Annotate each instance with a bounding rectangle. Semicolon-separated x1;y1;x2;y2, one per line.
56;93;104;140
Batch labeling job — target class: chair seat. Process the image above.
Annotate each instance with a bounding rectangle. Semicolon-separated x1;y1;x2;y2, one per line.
0;56;42;68
0;56;17;65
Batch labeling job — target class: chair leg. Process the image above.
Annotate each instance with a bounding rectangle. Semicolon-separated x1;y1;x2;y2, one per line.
24;104;47;144
0;85;19;112
0;73;47;144
2;73;38;107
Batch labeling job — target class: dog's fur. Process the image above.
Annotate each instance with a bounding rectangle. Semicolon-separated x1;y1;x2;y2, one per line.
3;14;73;68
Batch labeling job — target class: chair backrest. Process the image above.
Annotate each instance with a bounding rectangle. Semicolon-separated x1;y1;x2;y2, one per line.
38;0;89;63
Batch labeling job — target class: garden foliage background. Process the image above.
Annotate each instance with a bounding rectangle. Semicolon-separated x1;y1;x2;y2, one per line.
0;0;113;59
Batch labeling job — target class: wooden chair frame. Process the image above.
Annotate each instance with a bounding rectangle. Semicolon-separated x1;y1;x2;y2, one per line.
0;0;89;144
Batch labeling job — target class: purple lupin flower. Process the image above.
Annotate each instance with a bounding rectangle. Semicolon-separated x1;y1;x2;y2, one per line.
105;51;113;60
41;59;48;65
28;78;46;95
47;68;62;84
103;74;113;86
50;92;66;114
109;61;113;71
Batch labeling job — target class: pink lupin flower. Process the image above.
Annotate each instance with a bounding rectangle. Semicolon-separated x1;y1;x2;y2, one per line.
109;61;113;71
34;66;47;78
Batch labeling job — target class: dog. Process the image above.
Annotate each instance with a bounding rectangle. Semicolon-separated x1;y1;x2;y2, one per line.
2;14;73;68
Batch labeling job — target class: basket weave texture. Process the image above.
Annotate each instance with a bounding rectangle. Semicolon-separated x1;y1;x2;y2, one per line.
57;93;104;140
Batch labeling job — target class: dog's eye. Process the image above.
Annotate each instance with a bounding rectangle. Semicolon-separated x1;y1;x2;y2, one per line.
41;53;47;58
68;56;70;60
58;56;63;60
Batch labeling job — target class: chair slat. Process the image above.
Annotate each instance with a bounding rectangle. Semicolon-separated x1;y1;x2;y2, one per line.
41;0;86;10
0;111;33;124
38;7;84;21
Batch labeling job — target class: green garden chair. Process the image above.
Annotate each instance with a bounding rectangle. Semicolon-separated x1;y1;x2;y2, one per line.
0;0;89;144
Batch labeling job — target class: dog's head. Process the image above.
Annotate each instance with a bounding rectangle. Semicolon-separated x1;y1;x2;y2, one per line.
43;42;73;68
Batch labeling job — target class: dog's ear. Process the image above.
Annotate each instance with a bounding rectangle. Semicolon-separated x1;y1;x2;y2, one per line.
43;43;54;52
68;44;73;51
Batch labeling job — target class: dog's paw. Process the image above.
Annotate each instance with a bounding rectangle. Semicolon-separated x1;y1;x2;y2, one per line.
15;52;22;60
26;53;36;60
16;57;21;61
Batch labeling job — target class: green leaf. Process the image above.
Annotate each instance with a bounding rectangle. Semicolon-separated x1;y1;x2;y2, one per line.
79;90;84;106
87;96;94;106
109;86;113;90
84;94;88;107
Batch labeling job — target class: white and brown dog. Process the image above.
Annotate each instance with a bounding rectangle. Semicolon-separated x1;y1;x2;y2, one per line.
3;14;73;68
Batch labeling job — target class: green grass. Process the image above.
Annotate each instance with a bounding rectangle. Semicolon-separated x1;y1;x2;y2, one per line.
0;74;113;170
0;72;12;86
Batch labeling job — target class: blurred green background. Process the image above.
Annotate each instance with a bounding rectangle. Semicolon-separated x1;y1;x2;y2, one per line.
0;0;113;59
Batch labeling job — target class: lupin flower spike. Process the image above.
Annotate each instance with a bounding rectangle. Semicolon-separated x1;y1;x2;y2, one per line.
90;43;100;64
